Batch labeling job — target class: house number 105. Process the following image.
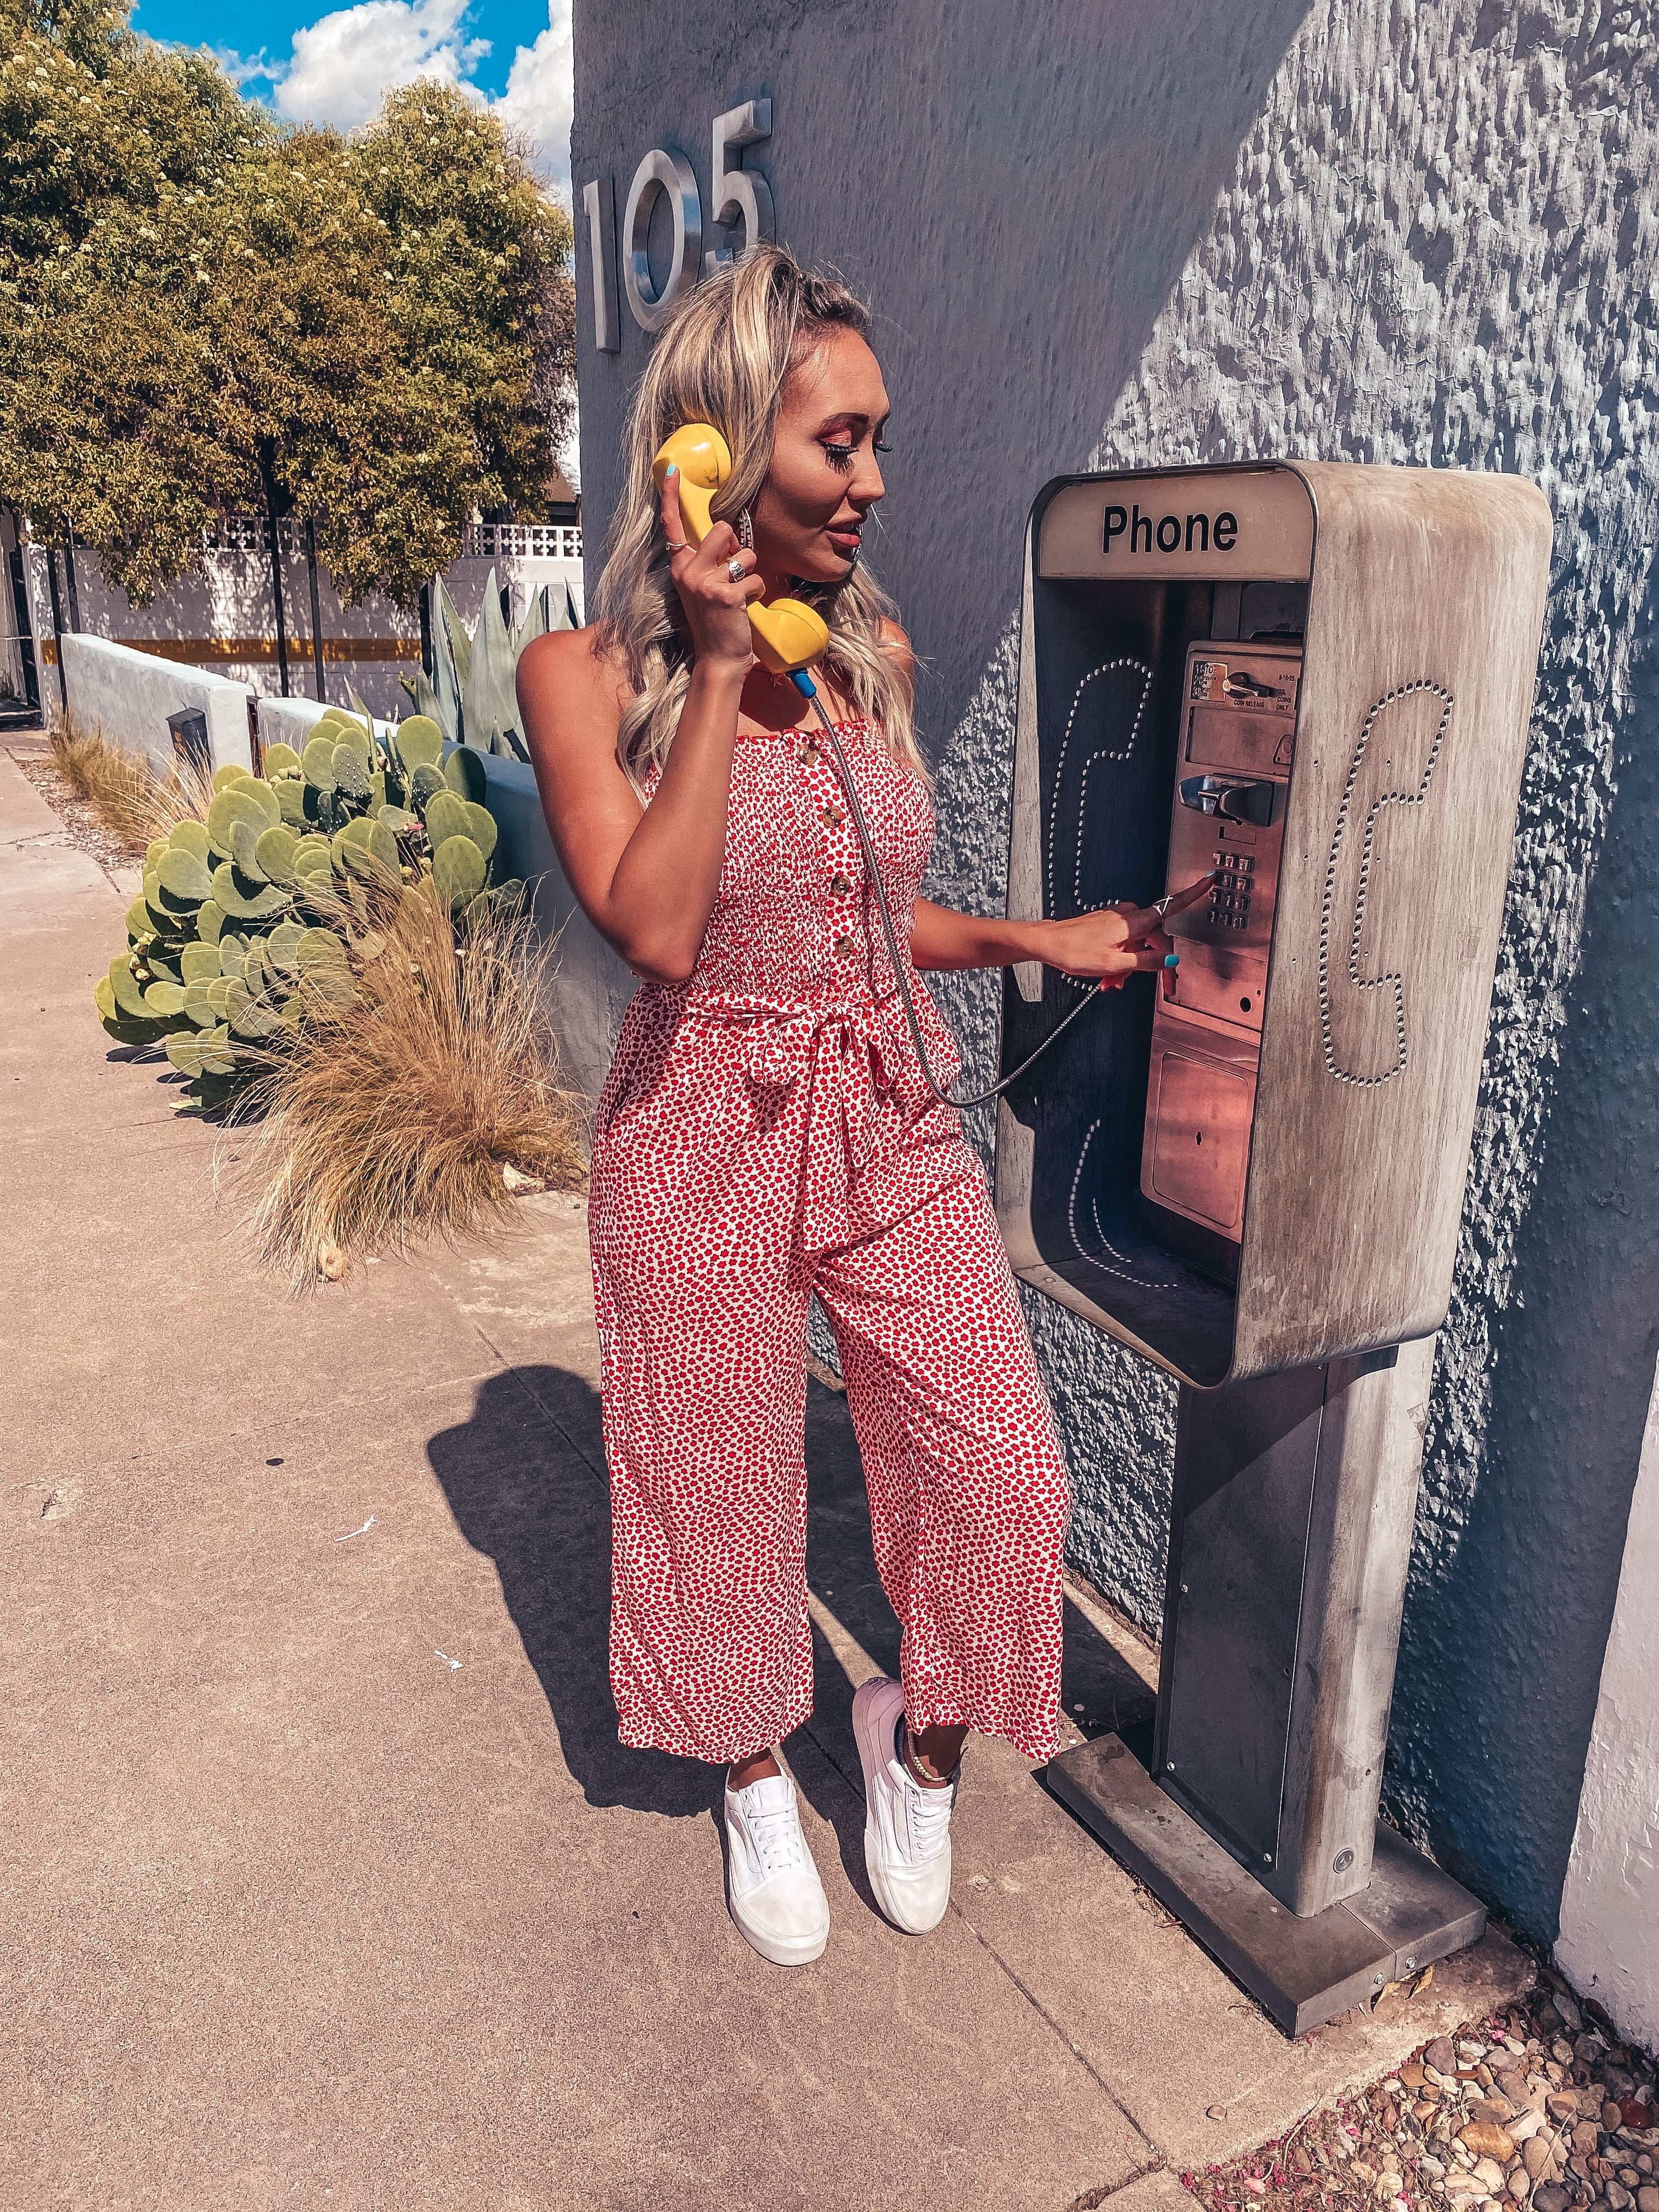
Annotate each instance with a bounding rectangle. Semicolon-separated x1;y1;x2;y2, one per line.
582;100;776;351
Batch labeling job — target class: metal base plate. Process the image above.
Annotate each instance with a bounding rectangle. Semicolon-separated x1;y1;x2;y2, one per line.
1046;1735;1487;2039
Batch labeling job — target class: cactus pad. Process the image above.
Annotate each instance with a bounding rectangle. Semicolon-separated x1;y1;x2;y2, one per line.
206;786;270;859
153;856;208;914
216;933;248;974
109;958;150;1019
291;836;334;881
253;824;298;883
442;744;487;803
211;764;249;792
145;838;172;869
229;988;284;1041
301;736;337;791
331;744;370;801
196;899;225;945
262;742;302;777
378;804;416;834
229;820;267;881
168;819;211;863
276;777;308;826
183;978;217;1025
432;834;487;909
243;778;281;825
143;979;188;1015
267;920;305;975
335;816;399;882
421;789;470;847
409;763;445;807
181;944;220;984
211;862;289;921
395;715;444;771
125;895;154;941
333;716;373;765
166;1023;236;1077
462;801;498;862
296;926;347;970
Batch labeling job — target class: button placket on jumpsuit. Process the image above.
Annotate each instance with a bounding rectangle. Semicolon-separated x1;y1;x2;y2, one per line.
589;718;1071;1765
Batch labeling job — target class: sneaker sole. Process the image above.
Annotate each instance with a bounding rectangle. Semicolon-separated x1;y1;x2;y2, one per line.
852;1681;951;1937
727;1901;830;1968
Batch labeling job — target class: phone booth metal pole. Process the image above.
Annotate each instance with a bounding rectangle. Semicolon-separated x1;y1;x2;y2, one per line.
992;461;1551;2037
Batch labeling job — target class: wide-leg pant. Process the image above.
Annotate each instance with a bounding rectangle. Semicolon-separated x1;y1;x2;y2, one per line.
589;991;1071;1765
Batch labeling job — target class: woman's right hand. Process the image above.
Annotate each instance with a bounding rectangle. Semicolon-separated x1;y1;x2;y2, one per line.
662;467;766;672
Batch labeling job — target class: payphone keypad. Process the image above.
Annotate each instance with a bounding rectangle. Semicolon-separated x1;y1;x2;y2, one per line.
1140;641;1302;1249
1209;851;1255;930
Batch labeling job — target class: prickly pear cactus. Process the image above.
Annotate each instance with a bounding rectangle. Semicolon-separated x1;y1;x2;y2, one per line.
91;716;515;1110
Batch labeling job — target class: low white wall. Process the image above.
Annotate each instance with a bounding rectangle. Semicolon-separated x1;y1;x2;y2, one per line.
60;634;253;775
255;695;396;756
1556;1359;1659;2050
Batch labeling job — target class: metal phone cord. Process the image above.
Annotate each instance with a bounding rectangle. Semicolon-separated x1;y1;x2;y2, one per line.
800;688;1108;1110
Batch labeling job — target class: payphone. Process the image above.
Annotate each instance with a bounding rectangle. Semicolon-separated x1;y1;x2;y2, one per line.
993;461;1552;2034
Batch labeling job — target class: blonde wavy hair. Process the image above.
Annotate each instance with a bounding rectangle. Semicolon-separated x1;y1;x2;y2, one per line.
591;244;919;793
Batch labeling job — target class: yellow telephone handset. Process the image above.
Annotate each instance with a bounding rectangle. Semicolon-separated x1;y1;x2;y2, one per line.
651;423;831;679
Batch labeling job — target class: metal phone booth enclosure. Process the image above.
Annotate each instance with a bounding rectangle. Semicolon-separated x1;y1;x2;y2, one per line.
994;461;1552;2036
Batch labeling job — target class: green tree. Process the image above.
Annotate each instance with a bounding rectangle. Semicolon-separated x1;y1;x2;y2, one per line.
0;0;271;595
0;4;575;612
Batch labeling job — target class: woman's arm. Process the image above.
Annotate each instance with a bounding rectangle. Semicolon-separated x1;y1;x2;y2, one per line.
516;473;765;985
910;878;1213;983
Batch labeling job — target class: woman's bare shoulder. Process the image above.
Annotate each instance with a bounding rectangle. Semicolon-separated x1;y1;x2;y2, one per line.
517;624;631;716
878;617;916;685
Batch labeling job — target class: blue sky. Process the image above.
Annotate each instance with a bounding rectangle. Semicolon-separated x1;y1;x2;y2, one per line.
131;0;574;190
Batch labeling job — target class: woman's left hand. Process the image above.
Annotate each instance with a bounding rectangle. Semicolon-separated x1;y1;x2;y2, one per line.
1041;873;1215;989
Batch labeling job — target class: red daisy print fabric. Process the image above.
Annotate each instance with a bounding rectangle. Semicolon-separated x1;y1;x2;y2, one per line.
588;719;1069;1764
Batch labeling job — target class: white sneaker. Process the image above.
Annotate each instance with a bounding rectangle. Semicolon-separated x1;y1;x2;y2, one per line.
723;1769;830;1967
852;1675;957;1934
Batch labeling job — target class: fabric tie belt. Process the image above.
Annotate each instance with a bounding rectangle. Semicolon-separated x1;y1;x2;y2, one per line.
675;989;957;1249
679;988;946;1114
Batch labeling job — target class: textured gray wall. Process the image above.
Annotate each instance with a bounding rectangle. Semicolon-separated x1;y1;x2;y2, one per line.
572;0;1659;1940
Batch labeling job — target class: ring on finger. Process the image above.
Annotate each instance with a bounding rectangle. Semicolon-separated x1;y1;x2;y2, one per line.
726;554;747;583
665;538;689;554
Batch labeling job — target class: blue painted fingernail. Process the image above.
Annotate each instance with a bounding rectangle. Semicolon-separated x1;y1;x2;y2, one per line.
1165;953;1180;968
665;463;678;477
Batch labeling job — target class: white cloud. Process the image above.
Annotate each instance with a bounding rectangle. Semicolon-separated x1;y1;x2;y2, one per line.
490;2;573;196
217;1;573;193
273;0;487;133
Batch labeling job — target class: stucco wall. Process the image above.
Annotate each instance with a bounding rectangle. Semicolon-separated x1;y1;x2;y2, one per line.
572;0;1659;1942
60;634;255;776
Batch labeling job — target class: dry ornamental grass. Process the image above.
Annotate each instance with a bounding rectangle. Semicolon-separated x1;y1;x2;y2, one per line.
50;718;210;848
232;874;586;1285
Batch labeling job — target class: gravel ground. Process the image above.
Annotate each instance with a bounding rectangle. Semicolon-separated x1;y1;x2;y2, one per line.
1182;1977;1657;2212
8;740;148;872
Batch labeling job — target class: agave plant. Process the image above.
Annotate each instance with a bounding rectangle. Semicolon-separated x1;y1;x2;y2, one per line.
403;568;579;761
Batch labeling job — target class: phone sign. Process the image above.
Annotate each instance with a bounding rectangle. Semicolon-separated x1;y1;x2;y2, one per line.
1039;470;1315;583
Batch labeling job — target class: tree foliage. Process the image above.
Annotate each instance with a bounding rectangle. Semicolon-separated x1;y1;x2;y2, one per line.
0;0;574;610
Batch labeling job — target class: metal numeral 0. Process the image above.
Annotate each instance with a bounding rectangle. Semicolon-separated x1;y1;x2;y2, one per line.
621;148;702;334
704;100;775;273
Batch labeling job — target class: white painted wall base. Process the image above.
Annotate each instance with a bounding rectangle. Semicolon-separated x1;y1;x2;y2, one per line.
1556;1358;1659;2051
60;634;254;775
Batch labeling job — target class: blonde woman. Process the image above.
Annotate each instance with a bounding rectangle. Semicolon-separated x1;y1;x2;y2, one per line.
517;245;1199;1967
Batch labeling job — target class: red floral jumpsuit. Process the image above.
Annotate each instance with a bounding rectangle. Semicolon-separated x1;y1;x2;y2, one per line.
589;716;1070;1765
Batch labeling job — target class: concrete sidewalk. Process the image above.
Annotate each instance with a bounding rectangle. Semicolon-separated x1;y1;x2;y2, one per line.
2;746;1529;2212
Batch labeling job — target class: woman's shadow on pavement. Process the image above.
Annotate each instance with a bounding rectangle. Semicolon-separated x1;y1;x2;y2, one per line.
425;1363;1155;1887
